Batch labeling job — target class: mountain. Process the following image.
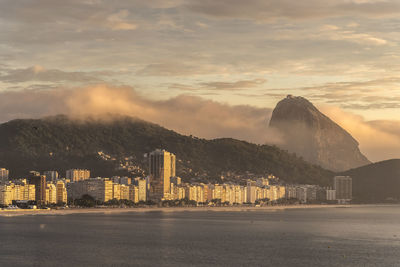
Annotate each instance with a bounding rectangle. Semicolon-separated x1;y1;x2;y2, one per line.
0;114;333;185
342;159;400;202
269;95;370;171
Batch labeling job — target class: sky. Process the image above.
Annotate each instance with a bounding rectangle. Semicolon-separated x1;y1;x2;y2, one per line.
1;0;400;162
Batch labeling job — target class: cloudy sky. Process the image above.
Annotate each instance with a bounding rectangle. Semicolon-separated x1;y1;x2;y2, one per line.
1;0;400;161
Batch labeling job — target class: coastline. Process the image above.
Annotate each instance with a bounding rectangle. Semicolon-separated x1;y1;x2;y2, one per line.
0;204;392;217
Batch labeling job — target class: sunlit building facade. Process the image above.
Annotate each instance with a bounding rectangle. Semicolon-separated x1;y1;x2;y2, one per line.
66;169;90;182
56;181;68;204
148;149;176;200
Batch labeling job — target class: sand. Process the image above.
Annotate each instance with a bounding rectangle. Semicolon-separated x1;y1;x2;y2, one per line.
0;204;362;217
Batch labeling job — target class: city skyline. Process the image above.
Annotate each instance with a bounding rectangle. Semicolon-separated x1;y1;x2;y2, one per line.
1;148;350;207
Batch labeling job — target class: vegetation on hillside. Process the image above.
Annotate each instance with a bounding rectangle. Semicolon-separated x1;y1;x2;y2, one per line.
0;115;333;185
342;159;400;202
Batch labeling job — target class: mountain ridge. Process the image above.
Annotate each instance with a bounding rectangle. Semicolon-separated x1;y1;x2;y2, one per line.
0;114;333;186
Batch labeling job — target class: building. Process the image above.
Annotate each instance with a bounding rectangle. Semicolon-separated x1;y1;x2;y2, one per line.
112;183;121;200
212;184;223;200
46;183;57;204
27;174;46;205
334;176;352;203
66;169;90;182
138;179;147;202
326;189;336;201
44;171;59;183
129;185;139;203
23;182;36;201
56;181;68;204
296;186;308;203
246;180;257;203
0;168;9;184
234;185;243;204
120;185;130;200
68;178;113;202
148;149;176;199
0;184;13;206
256;178;269;187
0;180;36;206
120;177;132;185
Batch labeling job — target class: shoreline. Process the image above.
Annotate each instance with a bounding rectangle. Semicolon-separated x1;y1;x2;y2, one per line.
0;204;396;217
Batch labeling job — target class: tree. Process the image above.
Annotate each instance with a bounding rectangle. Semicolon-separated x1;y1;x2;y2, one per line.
75;194;96;207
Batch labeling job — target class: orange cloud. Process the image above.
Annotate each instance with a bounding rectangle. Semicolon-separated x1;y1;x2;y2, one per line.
319;105;400;162
0;85;280;145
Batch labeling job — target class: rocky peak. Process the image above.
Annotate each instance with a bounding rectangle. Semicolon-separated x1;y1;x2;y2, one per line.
269;96;370;171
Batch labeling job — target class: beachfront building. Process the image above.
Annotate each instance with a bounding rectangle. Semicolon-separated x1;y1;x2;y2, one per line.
129;185;139;203
120;184;130;200
138;179;147;202
148;149;176;200
68;178;113;202
56;181;68;204
247;180;257;203
0;180;36;206
334;176;352;203
27;174;46;205
0;184;13;206
45;183;57;204
326;188;336;201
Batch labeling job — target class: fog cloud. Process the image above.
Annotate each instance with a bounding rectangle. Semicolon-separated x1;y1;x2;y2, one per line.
320;105;400;162
0;85;280;144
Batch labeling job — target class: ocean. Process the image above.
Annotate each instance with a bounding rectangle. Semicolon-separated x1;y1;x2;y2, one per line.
1;205;400;266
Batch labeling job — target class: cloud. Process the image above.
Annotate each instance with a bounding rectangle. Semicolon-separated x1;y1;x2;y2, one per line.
319;105;400;161
184;0;400;22
0;66;102;83
318;25;388;46
0;85;280;145
105;10;137;31
169;79;267;92
199;79;267;90
0;89;67;121
136;62;226;76
272;24;388;46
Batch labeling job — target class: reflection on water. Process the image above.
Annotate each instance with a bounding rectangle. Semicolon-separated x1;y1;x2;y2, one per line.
1;205;400;266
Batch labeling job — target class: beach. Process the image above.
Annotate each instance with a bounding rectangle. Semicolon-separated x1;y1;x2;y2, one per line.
0;204;360;217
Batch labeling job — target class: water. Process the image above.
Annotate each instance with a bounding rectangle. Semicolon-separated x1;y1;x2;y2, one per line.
1;205;400;266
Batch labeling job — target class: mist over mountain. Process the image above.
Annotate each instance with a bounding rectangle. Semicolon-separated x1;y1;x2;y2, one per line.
269;95;371;171
0;114;332;185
